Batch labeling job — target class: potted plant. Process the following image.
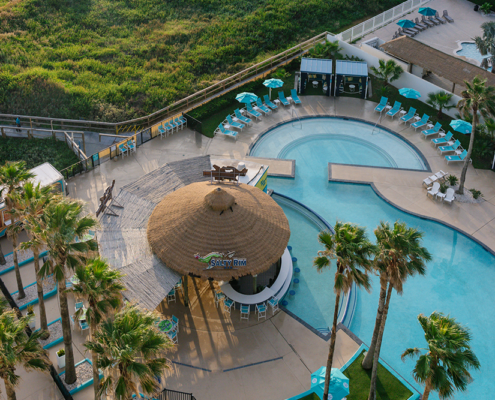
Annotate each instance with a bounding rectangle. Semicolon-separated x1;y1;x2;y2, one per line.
56;348;65;369
26;305;35;330
480;2;493;15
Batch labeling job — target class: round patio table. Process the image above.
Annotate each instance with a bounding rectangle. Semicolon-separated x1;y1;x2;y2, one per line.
159;320;173;333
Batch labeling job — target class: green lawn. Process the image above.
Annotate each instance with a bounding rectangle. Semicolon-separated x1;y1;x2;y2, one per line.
343;352;414;400
0;137;79;171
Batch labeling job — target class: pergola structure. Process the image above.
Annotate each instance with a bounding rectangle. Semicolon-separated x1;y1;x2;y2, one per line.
299;57;333;96
334;60;369;99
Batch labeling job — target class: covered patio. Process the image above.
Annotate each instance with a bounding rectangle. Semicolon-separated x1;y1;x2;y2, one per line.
334;60;369;99
299;57;333;96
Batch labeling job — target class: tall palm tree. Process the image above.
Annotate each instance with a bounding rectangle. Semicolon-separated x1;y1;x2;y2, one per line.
0;161;35;298
9;182;54;338
426;91;455;119
456;76;495;194
402;312;480;400
37;198;98;384
370;59;403;86
70;258;126;399
313;222;376;400
85;304;173;400
0;297;50;400
366;221;431;400
473;21;495;72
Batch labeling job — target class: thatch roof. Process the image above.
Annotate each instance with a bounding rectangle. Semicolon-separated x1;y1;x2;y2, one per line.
380;36;495;87
147;181;290;281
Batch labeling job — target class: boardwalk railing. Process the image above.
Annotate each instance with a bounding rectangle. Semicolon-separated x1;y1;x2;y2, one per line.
336;0;431;43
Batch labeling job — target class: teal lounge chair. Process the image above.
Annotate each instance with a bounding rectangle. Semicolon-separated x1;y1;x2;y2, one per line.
399;107;416;124
432;132;453;146
278;91;290;106
245;103;262;119
255;98;271;115
421;122;444;138
234;109;252;125
226;114;244;131
374;96;388;113
438;139;461;155
411;114;429;131
386;101;402;118
216;124;238;141
291;89;302;104
446;149;468;164
264;95;278;110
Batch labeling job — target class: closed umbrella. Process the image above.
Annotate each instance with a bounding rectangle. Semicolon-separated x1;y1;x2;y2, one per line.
235;92;258;104
399;87;421;99
419;7;437;16
310;367;350;400
263;79;284;100
397;19;416;29
450;119;472;134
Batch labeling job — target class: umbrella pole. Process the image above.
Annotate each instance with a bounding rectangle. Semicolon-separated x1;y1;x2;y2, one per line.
183;275;189;307
269;88;271;100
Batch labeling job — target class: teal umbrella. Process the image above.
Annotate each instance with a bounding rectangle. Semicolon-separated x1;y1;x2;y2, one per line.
399;87;421;99
419;7;437;16
397;19;416;29
311;367;350;400
263;79;284;100
450;119;472;134
235;92;258;104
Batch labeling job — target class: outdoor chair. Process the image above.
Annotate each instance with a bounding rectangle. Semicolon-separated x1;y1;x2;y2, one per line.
435;11;447;24
446;149;469;164
399;107;416;124
171;315;179;332
214;290;225;308
127;140;136;153
118;143;128;158
174;118;184;130
245;103;262;119
444;188;455;204
415;17;428;30
234;109;252;125
432;132;453;147
240;304;250;321
75;301;84;312
410;19;425;31
224;298;235;314
164;122;174;135
256;303;267;321
216;124;238;141
174;278;183;294
386;101;402;119
167;329;178;344
422;174;439;187
427;182;440;198
264;95;278;110
167;288;176;304
278;91;290;106
374;96;389;113
411;114;430;131
421;122;444;138
226;114;244;131
438;140;461;155
428;16;440;26
79;320;89;331
422;15;435;28
443;10;454;23
399;27;416;37
254;98;271;115
268;297;279;314
179;115;188;127
70;315;75;329
291;89;302;104
158;125;167;139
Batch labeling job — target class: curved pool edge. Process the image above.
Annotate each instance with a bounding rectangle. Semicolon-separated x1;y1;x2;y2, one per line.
247;115;432;173
454;40;482;66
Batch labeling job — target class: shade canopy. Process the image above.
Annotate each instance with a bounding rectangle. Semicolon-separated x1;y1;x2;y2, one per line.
419;6;437;16
450;119;472;134
311;367;350;400
335;60;368;77
399;87;421;99
397;19;416;28
263;78;284;88
236;92;258;103
300;57;333;74
147;181;290;281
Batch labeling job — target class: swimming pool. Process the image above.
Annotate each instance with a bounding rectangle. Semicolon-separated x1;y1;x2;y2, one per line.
456;41;492;71
250;117;427;171
255;120;495;399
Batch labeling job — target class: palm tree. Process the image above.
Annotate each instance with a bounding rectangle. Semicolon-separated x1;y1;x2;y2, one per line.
473;21;495;72
0;161;35;298
313;222;376;400
85;304;173;400
70;258;126;399
37;198;98;384
0;297;50;400
402;312;480;400
456;76;495;194
366;221;431;400
426;91;455;119
9;182;54;338
370;59;403;86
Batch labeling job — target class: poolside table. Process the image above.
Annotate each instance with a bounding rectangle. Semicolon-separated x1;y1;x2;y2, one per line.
413;115;421;122
274;99;281;106
286;97;293;103
399;110;407;117
436;192;446;201
158;319;173;333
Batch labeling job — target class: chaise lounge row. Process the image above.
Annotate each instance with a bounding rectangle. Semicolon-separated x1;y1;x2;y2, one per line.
393;11;454;39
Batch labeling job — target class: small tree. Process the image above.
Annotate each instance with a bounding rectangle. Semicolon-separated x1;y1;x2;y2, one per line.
370;59;403;86
402;312;480;400
474;21;495;72
308;40;342;62
426;91;455;119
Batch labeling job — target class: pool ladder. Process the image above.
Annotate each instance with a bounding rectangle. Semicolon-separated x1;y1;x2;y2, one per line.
291;108;302;129
371;112;383;135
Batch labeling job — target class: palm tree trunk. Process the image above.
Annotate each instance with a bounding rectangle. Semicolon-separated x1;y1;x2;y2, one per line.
368;283;393;400
458;111;478;195
422;378;432;400
12;234;25;299
4;377;17;400
183;275;189;307
58;278;76;384
0;244;6;265
362;280;387;370
33;248;49;338
90;319;99;400
323;290;341;400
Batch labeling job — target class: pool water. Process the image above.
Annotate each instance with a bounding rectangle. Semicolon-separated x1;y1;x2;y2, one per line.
456;42;492;71
254;119;495;399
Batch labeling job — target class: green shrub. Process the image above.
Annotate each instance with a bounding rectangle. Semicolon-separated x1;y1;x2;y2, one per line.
469;189;484;199
447;175;458;186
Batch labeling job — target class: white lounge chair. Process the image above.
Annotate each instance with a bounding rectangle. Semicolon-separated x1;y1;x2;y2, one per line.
427;182;440;198
444;188;455;204
423;175;438;187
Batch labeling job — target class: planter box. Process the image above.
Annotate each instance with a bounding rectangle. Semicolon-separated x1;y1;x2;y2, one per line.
0;250;48;276
56;352;65;369
10;277;57;311
59;358;103;395
35;318;64;349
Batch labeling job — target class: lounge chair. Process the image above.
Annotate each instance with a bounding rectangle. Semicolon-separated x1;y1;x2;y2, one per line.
216;124;238;141
255;98;271;115
234;109;252;125
446;149;469;164
421;122;444;138
264;95;278;110
226;114;244;131
427;182;440;198
374;96;389;113
423;174;439;187
291;89;302;104
75;301;84;312
411;19;426;31
431;132;453;146
399;107;416;124
444;188;455;204
435;11;447;24
400;27;416;37
278;91;290;106
434;170;448;181
428;15;440;26
386;101;402;119
438;140;461;155
411;114;430;131
415;17;428;30
422;15;435;28
245;103;262;119
240;304;250;321
443;10;454;23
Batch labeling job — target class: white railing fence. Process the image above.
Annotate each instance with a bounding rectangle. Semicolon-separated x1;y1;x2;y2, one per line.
336;0;431;43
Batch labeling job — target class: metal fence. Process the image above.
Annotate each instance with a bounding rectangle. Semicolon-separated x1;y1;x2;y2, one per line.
153;388;196;400
336;0;431;43
183;114;203;135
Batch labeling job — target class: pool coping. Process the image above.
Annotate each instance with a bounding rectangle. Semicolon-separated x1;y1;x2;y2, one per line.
247;115;432;173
